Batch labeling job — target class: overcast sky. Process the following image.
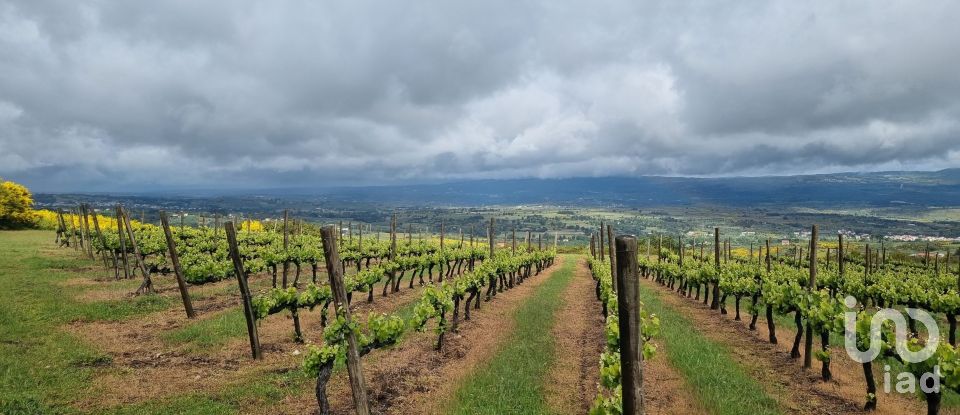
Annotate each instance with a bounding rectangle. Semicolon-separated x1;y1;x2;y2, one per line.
1;1;959;192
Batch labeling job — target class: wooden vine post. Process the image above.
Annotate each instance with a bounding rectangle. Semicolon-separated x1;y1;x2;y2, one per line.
804;225;818;370
320;225;371;415
69;209;79;251
838;234;845;277
115;205;131;279
80;205;94;259
599;221;605;261
711;228;720;310
75;207;86;253
766;239;777;343
122;206;153;295
89;208;113;276
615;235;644;415
282;210;289;288
607;224;617;293
388;214;398;293
160;211;196;319
590;235;596;259
511;228;516;254
489;218;495;258
225;222;262;360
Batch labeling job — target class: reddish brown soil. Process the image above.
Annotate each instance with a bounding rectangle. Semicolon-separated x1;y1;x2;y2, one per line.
544;257;605;414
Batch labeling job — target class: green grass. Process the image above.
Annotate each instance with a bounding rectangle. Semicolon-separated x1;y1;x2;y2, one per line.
0;230;321;414
639;283;783;415
162;308;248;351
0;231;176;414
448;255;576;415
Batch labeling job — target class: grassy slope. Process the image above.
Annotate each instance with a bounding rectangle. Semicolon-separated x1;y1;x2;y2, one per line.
0;231;173;414
0;231;313;414
448;255;576;415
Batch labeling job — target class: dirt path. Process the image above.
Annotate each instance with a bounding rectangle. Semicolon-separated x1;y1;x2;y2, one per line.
272;256;569;415
544;257;604;414
641;278;938;415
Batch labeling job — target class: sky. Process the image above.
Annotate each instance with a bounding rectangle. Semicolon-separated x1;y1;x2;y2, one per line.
1;1;959;192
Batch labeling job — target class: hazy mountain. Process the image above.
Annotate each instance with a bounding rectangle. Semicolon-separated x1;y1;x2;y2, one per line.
41;169;960;209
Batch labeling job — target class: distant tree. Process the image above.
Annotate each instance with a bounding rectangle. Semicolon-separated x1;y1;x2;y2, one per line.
0;178;37;229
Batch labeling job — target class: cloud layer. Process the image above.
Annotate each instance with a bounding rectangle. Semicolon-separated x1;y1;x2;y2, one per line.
1;0;959;191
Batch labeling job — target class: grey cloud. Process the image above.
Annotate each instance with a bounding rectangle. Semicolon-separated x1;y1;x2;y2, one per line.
0;0;959;192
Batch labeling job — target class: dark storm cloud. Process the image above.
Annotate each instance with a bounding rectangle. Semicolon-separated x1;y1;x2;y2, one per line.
1;0;959;192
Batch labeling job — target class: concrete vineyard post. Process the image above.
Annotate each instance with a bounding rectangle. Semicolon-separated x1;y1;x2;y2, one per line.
320;225;371;415
225;222;262;360
615;235;644;415
160;211;196;319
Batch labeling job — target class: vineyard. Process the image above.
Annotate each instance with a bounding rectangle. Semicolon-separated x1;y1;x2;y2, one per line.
1;206;960;415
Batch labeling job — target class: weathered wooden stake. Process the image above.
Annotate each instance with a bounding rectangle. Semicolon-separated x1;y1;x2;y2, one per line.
80;205;94;259
122;206;153;295
225;222;262;360
599;221;605;260
319;225;371;415
282;210;289;288
89;208;112;274
804;225;818;369
488;218;495;258
711;228;720;310
607;224;617;293
615;235;644;415
160;211;196;319
115;206;131;279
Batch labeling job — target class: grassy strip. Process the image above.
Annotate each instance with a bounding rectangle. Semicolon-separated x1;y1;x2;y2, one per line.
448;256;575;415
639;283;782;415
0;231;174;414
